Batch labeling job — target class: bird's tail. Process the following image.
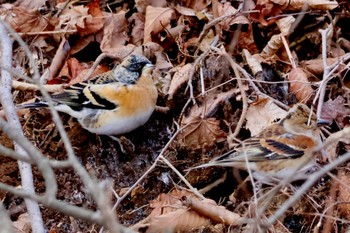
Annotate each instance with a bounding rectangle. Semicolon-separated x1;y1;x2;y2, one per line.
188;150;238;170
16;101;49;109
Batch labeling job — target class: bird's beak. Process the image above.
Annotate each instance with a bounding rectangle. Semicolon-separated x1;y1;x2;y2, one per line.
145;64;155;70
317;118;331;126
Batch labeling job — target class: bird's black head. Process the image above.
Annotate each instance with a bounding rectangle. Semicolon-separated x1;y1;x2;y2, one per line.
123;54;152;72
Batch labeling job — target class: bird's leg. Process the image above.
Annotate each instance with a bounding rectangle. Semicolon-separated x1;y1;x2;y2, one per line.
109;136;135;154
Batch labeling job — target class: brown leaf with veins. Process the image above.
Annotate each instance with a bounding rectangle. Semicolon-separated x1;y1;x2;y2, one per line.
177;89;239;148
132;189;210;232
168;63;192;100
0;5;53;33
321;96;350;128
76;0;104;36
178;117;226;148
100;11;129;53
246;97;287;136
144;6;175;43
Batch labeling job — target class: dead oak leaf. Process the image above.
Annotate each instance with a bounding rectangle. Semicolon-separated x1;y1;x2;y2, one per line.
178;117;227;148
100;11;129;53
76;0;104;37
144;6;175;43
246;98;287;136
0;5;53;33
168;63;192;100
321;96;350;128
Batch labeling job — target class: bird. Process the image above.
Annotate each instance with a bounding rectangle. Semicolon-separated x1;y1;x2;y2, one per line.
17;54;158;137
194;104;328;183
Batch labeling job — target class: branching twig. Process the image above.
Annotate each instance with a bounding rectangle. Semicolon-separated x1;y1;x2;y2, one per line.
0;19;45;233
0;203;14;233
1;18;128;233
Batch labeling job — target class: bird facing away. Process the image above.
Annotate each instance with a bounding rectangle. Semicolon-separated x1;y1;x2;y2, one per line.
17;54;158;136
195;104;327;182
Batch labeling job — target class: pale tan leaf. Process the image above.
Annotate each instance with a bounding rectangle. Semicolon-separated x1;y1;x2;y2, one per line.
288;68;314;103
246;98;287;136
321;96;350;128
183;197;243;225
168;63;192;99
243;49;263;76
146;208;211;233
14;0;46;9
0;5;52;33
262;34;283;56
54;2;92;37
129;12;145;45
174;5;196;16
215;2;239;31
76;1;104;37
301;57;346;76
136;0;168;14
12;213;31;233
144;6;175;43
271;0;338;11
100;12;129;53
276;16;295;35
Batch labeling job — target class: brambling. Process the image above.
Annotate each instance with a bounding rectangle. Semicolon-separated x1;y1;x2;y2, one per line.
195;104;328;182
17;54;158;136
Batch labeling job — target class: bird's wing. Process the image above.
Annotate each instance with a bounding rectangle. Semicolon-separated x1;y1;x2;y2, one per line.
51;82;123;111
86;71;117;84
213;124;316;164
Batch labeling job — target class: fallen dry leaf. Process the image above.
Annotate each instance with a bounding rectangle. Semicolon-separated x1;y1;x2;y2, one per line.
12;213;31;233
0;5;53;33
182;196;243;225
178;117;227;148
132;189;240;232
100;11;129;53
144;6;175;43
168;63;192;99
272;0;339;11
145;207;211;232
76;0;104;37
301;57;346;76
246;98;287;136
215;2;239;31
128;12;145;45
321;96;350;128
288;67;314;103
262;34;283;56
276;16;295;35
243;49;263;76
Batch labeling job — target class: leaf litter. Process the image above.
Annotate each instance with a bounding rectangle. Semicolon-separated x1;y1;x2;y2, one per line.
0;0;350;232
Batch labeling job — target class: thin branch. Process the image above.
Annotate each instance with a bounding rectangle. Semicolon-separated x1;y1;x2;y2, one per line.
0;203;14;233
2;19;124;233
0;182;104;225
0;19;45;233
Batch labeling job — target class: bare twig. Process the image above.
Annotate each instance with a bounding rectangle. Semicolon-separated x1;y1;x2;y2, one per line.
215;47;248;139
0;203;14;233
0;19;45;233
1;18;127;233
40;39;70;84
0;182;104;225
